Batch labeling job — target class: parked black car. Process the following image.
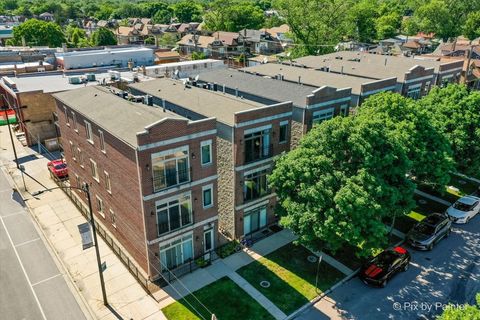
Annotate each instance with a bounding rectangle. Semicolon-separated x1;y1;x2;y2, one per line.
406;213;451;250
359;246;411;288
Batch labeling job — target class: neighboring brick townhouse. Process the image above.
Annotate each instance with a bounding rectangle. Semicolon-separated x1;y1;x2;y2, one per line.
130;78;293;242
293;51;464;99
53;86;219;281
196;68;353;148
243;63;398;107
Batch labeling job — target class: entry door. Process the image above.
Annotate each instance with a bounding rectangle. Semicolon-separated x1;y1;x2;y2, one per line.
204;229;214;252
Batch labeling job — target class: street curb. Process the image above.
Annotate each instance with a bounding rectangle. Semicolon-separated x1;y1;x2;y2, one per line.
2;166;97;320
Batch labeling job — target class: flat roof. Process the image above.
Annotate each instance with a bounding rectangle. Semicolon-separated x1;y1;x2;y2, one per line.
2;71;152;93
198;68;315;107
145;59;222;70
243;63;375;95
56;47;153;59
53;86;184;147
293;51;445;80
130;78;265;126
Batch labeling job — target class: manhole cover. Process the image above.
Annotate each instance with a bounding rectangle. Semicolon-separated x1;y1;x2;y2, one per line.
418;199;428;205
307;255;318;263
260;280;271;288
458;180;467;185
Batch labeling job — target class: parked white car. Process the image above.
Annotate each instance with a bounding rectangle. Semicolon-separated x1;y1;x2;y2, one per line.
446;195;480;224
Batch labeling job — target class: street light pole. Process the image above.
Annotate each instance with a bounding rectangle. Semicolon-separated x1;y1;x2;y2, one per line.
33;183;108;306
2;106;19;169
83;183;108;306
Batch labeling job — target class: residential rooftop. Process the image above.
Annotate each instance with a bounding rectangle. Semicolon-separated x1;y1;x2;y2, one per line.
130;78;265;126
292;51;452;80
198;68;316;107
53;86;184;147
55;47;153;59
1;71;152;93
243;63;378;95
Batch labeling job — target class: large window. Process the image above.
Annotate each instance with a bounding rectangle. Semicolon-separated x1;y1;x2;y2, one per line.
104;171;111;193
279;121;288;144
202;184;213;208
99;130;106;153
201;140;212;166
340;104;349;116
160;234;193;271
406;85;421;99
156;194;192;236
244;206;267;235
244;128;271;163
243;169;269;202
312;108;334;125
152;147;190;192
96;196;104;218
90;159;99;181
85;121;93;143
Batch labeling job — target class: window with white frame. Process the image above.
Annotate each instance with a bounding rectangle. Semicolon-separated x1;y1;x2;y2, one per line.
110;209;116;227
77;148;83;167
152;147;190;192
96;196;104;217
312;108;335;124
202;184;213;208
90;159;99;181
64;106;69;125
201;140;212;166
340;104;349;116
85;121;93;143
279;121;288;144
69;141;76;161
99;130;105;152
406;85;422;100
156;193;192;236
159;234;193;270
72;112;77;131
104;171;111;193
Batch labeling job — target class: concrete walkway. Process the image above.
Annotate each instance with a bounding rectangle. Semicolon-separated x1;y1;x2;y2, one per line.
414;189;452;206
0;128;166;320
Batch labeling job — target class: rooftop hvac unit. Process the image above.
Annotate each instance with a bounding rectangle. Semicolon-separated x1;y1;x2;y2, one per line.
85;73;96;81
68;76;82;84
109;70;120;80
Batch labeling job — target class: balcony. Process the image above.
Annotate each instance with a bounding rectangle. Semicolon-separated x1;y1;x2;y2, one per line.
244;144;273;164
153;167;191;192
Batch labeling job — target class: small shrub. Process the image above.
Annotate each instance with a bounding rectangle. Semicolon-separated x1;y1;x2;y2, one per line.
216;240;240;258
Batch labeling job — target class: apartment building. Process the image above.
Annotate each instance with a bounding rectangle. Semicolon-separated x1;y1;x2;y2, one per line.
53;86;218;281
130;78;293;241
243;63;398;107
293;51;464;99
196;68;353;147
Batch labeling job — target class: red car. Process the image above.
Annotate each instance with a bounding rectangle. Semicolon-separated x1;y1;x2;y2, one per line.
47;160;68;179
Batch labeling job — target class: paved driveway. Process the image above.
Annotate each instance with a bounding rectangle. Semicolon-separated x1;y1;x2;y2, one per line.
297;216;480;320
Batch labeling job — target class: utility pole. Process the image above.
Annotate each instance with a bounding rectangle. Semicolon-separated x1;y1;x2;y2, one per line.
2;105;19;169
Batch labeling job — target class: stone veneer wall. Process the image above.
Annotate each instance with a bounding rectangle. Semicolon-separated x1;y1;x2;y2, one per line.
216;136;235;241
290;120;304;149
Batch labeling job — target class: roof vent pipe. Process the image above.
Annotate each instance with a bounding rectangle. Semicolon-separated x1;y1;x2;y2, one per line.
223;84;226;94
298;76;301;85
235;87;238;97
162;98;166;112
384;58;387;66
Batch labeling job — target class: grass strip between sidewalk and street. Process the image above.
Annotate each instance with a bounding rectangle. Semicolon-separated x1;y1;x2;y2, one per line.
161;276;274;320
237;243;344;315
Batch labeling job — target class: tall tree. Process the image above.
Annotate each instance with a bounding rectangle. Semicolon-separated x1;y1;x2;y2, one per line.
375;11;401;39
463;12;480;42
91;27;117;46
410;0;457;40
204;0;265;32
171;1;204;23
438;293;480;320
273;0;351;57
10;19;65;47
347;0;379;43
357;92;454;189
269;115;415;257
420;85;480;177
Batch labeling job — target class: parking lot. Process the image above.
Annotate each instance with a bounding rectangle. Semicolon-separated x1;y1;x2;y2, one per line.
297;211;480;320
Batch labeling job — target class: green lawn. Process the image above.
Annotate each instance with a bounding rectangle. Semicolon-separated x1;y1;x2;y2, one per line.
162;277;274;320
237;243;344;315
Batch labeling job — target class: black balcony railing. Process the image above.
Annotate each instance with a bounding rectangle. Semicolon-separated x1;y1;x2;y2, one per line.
153;167;191;192
244;144;273;164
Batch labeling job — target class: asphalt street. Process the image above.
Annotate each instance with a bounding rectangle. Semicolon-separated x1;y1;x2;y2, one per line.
296;213;480;320
0;170;88;320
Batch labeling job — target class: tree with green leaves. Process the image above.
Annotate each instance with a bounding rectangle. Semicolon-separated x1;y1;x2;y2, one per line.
463;12;480;42
9;19;65;47
437;293;480;320
375;11;401;39
273;0;351;57
408;0;457;41
357;93;454;190
191;51;206;60
347;0;379;43
204;0;265;32
158;33;178;47
420;85;480;177
269;113;415;257
65;25;88;47
152;5;173;24
91;27;117;46
171;1;203;23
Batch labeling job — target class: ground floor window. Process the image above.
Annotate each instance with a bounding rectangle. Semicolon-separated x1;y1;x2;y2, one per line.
406;85;421;99
312;108;334;125
244;206;267;235
160;234;193;271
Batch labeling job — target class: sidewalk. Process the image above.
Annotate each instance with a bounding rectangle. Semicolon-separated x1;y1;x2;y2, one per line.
414;189;452;206
0;127;166;320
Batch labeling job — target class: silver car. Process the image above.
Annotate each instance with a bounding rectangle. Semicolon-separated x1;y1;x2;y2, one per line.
406;213;452;250
446;195;480;224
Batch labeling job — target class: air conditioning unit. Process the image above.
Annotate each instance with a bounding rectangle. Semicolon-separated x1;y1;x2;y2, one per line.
85;73;96;81
68;76;82;84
